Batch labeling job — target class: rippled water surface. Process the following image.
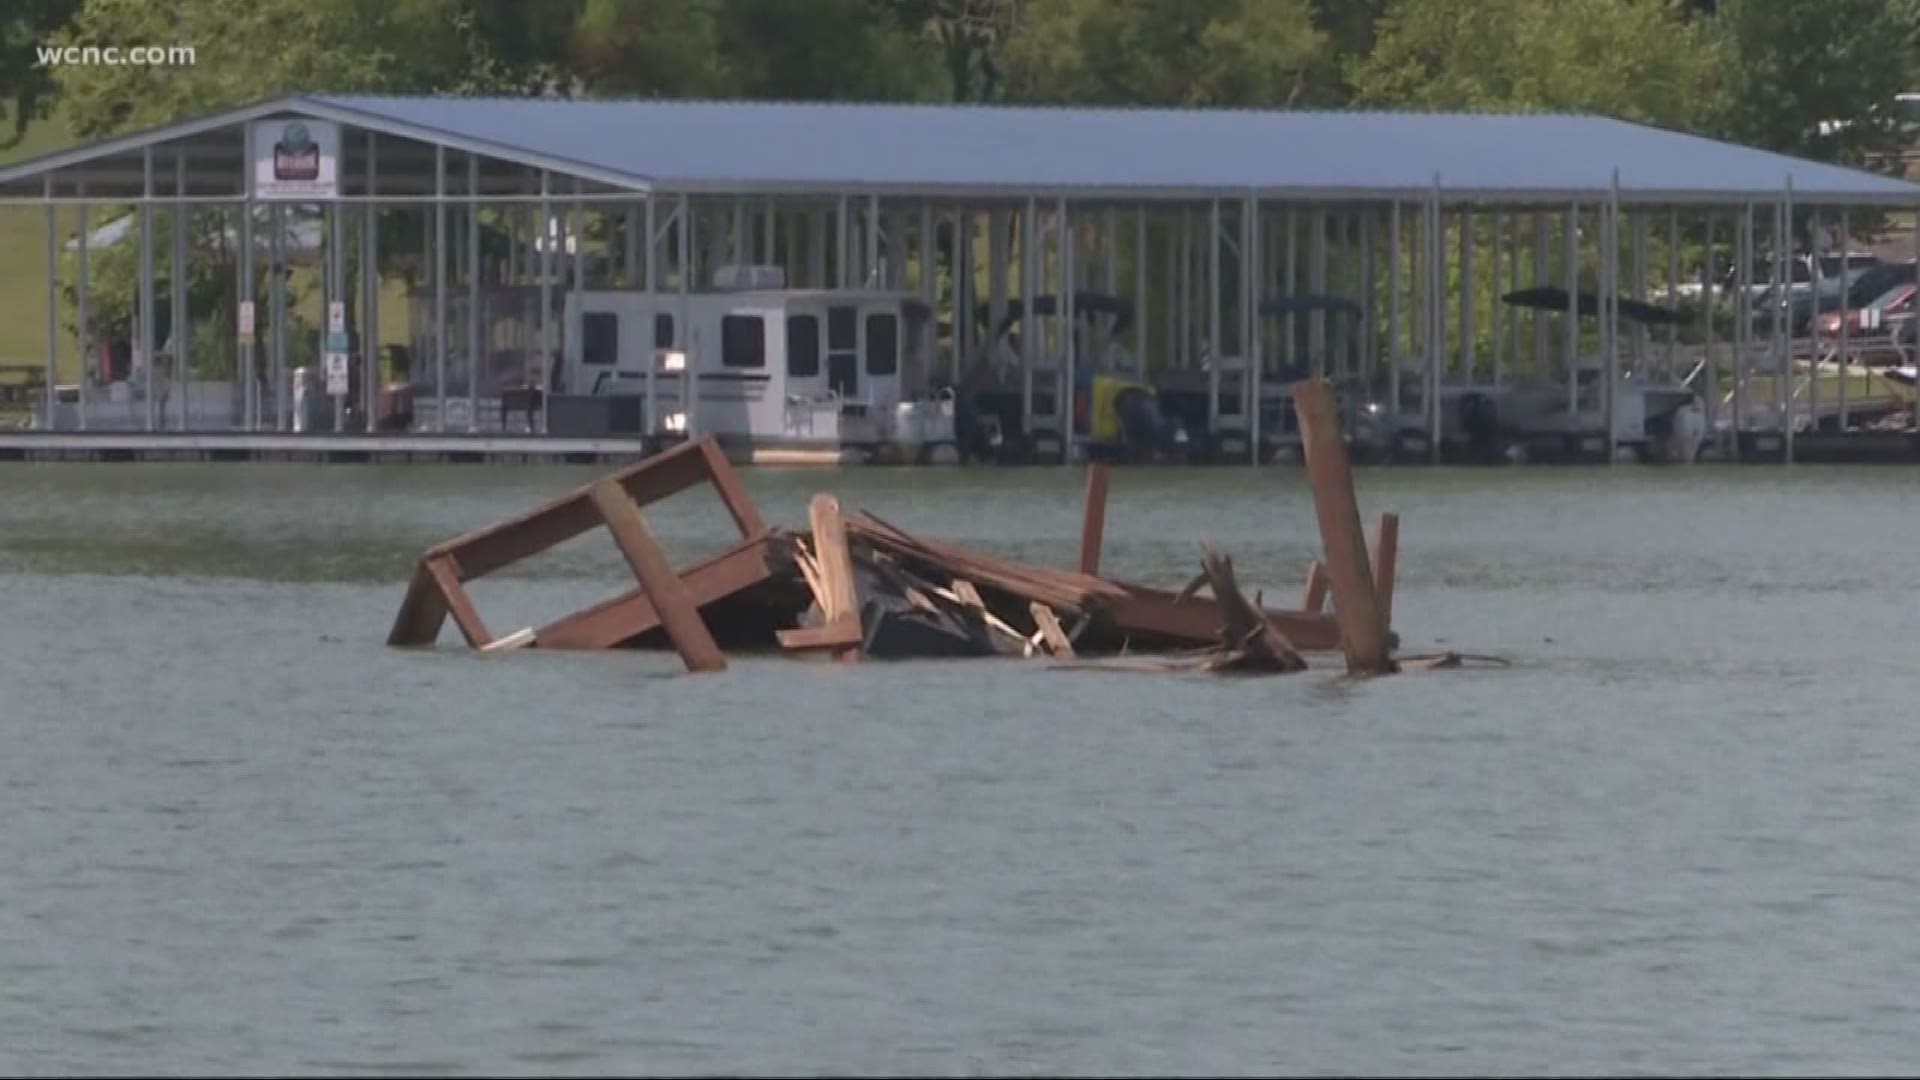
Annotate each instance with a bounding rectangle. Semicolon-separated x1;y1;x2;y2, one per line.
5;461;1920;1075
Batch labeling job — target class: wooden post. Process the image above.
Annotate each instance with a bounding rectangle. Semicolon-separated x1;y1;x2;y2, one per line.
1078;462;1109;576
1292;378;1393;675
1369;512;1400;633
427;555;492;649
589;479;727;673
1301;560;1330;613
387;560;450;646
808;493;863;661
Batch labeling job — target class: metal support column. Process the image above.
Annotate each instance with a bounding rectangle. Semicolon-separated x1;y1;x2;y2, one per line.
642;194;657;437
433;145;448;431
172;152;189;430
1603;173;1621;460
362;133;377;429
466;156;481;431
1135;208;1148;378
678;193;693;436
76;185;89;430
330;192;346;433
1388;201;1401;439
42;178;56;430
1491;212;1504;384
866;195;881;289
1459;207;1474;383
1060;197;1075;463
537;171;552;432
1428;180;1443;463
1666;207;1679;377
1532;211;1549;372
918;202;934;382
1839;206;1851;430
1564;203;1579;409
1020;199;1036;437
1244;193;1261;464
141;147;157;431
1208;199;1221;430
835;195;849;288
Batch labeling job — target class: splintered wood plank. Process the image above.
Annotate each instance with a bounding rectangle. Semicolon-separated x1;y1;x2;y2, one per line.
777;618;864;652
427;554;492;649
1370;512;1400;632
807;494;862;661
588;479;726;673
1293;378;1392;676
1030;602;1076;658
480;628;537;653
1078;463;1109;576
1301;560;1330;614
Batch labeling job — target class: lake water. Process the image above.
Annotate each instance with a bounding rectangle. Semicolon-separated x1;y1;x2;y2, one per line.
4;461;1920;1075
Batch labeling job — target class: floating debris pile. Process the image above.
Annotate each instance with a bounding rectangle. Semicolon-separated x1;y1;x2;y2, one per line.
388;380;1480;677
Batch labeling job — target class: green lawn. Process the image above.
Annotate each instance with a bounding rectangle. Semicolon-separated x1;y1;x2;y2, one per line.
0;111;81;381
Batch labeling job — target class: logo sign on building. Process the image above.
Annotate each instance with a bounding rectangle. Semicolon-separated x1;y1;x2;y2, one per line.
250;119;339;200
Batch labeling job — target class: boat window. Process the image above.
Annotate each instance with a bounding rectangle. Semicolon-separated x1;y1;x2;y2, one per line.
865;313;898;377
721;314;765;369
654;313;675;350
787;314;820;379
582;312;617;365
828;306;857;351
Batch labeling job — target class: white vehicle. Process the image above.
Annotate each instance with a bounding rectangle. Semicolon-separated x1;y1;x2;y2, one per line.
558;266;958;463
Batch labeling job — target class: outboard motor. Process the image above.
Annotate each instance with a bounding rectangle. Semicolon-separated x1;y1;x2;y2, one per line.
1114;387;1176;461
1458;391;1502;458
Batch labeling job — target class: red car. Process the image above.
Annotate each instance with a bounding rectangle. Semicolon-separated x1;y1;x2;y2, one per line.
1816;282;1916;336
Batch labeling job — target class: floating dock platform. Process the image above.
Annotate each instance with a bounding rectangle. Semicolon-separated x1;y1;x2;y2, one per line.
0;431;868;466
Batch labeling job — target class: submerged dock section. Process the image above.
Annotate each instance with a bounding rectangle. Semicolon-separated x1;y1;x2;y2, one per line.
387;382;1487;676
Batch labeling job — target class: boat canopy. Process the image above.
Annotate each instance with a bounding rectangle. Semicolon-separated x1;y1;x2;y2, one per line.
1501;285;1689;325
1258;293;1362;318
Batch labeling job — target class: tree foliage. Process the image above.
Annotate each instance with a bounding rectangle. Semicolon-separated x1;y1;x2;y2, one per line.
999;0;1339;108
1350;0;1723;131
0;0;80;146
1712;0;1920;166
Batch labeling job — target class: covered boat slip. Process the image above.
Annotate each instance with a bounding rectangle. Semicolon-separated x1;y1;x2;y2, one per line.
2;94;1917;465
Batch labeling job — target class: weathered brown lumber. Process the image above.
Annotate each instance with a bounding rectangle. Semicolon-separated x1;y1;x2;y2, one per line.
1301;561;1330;614
387;559;451;646
1292;378;1393;676
422;437;727;581
1030;602;1076;657
1078;463;1109;576
1197;543;1305;673
807;494;862;661
933;582;1028;645
533;538;771;650
846;512;1124;613
588;479;727;673
428;554;492;649
1370;512;1400;632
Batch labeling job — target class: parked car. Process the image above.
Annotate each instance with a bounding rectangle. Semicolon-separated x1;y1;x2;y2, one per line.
1814;282;1916;337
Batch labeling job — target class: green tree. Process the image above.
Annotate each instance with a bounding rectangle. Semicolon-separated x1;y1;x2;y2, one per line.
1350;0;1722;131
52;0;525;137
0;0;80;146
575;0;942;100
999;0;1337;108
1712;0;1920;166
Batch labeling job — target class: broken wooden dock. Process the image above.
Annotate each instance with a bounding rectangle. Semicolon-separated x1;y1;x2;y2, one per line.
388;380;1450;677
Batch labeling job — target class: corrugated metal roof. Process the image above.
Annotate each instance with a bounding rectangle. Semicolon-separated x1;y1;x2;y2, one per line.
315;93;1920;202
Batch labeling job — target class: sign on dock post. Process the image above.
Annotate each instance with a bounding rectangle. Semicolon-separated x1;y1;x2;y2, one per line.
324;352;349;397
237;300;255;345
